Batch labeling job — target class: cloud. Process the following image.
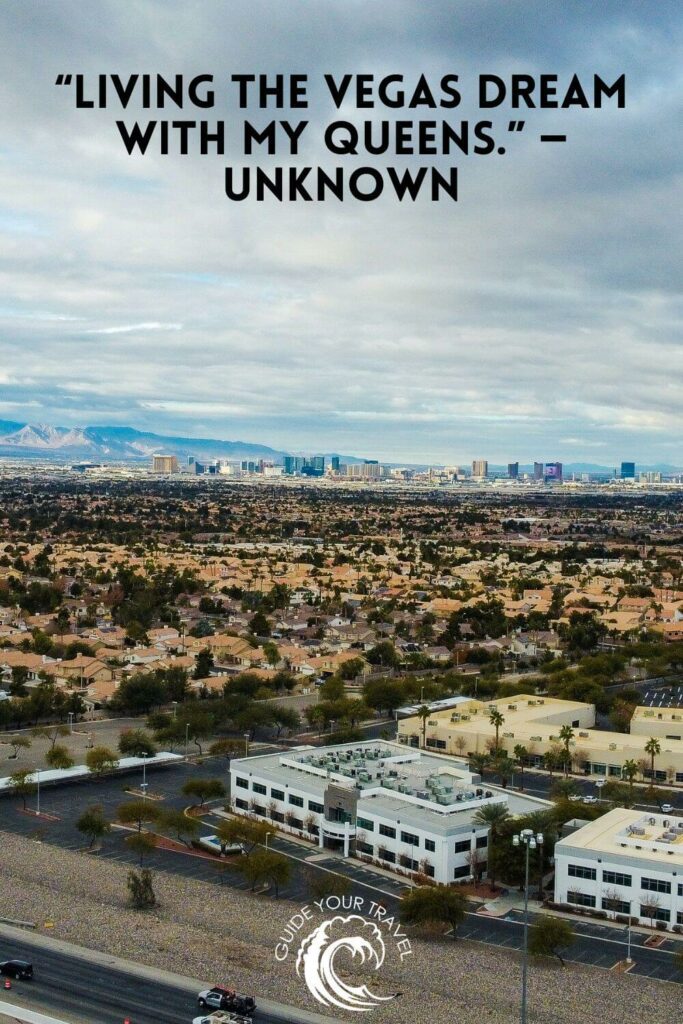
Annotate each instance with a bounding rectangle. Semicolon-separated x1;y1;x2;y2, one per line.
0;1;680;464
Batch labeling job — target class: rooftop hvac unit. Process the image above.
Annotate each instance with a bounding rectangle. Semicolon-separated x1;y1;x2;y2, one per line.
528;700;537;706
609;744;617;751
579;732;589;738
537;699;545;704
436;795;450;804
416;790;430;800
649;818;656;825
507;704;518;711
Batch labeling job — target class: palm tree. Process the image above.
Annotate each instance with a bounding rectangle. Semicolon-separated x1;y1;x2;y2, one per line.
488;707;505;754
644;737;661;782
559;725;575;777
417;705;431;748
470;752;490;780
622;758;638;798
513;744;528;791
472;803;510;891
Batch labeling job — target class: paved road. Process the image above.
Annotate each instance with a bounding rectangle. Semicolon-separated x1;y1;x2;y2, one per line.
0;926;339;1024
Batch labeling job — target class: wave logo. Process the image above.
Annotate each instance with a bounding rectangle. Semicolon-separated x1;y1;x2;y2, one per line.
295;914;396;1013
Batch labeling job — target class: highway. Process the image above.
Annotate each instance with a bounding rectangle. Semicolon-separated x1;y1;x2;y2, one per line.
0;925;339;1024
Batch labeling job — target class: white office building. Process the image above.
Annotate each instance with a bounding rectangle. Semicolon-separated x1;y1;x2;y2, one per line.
554;807;683;931
230;740;550;885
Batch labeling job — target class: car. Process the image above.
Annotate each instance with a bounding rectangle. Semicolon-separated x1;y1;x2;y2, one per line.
0;960;33;980
661;803;675;814
582;795;598;804
193;1010;253;1024
197;986;256;1015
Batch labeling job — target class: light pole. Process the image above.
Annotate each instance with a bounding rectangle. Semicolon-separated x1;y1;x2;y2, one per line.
141;753;149;800
244;732;250;757
265;831;273;850
512;827;544;1024
595;778;605;803
626;898;633;963
185;722;190;757
36;770;40;816
172;701;178;719
67;711;74;734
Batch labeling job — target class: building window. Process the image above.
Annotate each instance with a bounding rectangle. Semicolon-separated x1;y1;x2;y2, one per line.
271;788;285;801
400;831;419;846
455;839;470;854
357;817;374;832
568;864;597;881
566;891;596;909
676;773;683;784
288;794;304;807
380;849;396;863
253;782;267;795
235;798;249;810
602;898;631;915
678;884;683;897
476;835;488;849
602;871;631;887
641;877;671;895
271;810;285;823
453;865;470;879
425;839;436;853
356;841;373;856
640;905;670;923
308;800;324;814
252;804;266;816
423;864;435;878
288;817;303;830
379;824;396;839
677;912;683;925
235;777;248;789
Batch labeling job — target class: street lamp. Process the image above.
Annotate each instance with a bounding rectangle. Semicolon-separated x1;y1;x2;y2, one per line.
512;827;544;1024
244;732;250;757
185;722;190;757
595;778;605;802
67;711;74;734
35;770;40;816
172;701;178;719
265;831;273;850
626;898;633;963
141;752;149;800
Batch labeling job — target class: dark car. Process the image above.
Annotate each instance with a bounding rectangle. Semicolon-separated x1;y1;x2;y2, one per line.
0;959;33;980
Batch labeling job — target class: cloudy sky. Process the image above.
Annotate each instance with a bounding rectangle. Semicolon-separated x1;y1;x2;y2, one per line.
0;1;681;464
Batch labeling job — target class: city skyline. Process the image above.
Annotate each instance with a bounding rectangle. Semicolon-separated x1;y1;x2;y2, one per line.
0;2;680;464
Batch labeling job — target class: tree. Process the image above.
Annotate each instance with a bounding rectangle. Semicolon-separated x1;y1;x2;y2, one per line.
45;743;75;770
5;735;31;760
118;728;158;758
472;803;510;890
529;916;574;965
558;725;575;776
9;768;36;809
126;830;158;867
645;737;661;781
513;744;528;790
182;776;226;809
127;868;156;909
237;849;289;893
76;804;111;848
117;798;160;833
270;706;301;738
9;666;29;697
32;723;69;750
193;647;214;679
306;870;352;901
469;752;490;779
492;756;515;789
158;808;200;847
208;738;243;762
263;641;280;666
622;758;639;798
400;885;467;939
85;746;119;776
177;707;215;754
488;707;505;753
216;816;272;856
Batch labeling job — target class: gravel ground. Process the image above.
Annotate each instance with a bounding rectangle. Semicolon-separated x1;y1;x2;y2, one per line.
0;830;678;1024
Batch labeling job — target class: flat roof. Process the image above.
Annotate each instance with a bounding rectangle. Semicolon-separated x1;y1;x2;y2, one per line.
556;807;683;867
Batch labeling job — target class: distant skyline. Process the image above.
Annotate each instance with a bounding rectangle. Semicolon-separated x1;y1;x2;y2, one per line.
0;2;681;464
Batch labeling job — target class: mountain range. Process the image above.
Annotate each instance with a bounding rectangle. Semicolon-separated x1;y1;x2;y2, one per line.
0;421;288;463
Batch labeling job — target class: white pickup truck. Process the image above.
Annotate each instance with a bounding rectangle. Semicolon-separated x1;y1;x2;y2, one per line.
193;1012;253;1024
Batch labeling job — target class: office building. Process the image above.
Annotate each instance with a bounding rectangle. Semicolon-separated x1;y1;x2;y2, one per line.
554;808;683;931
151;454;178;474
544;461;563;483
621;462;636;479
344;462;382;480
507;462;519;479
533;462;544;480
397;695;683;782
472;459;488;479
230;740;550;883
331;456;340;472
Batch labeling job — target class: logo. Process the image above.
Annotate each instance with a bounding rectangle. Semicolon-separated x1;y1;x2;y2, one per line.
275;896;412;1013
